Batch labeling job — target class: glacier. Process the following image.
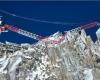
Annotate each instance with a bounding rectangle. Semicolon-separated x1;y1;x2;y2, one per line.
0;29;100;80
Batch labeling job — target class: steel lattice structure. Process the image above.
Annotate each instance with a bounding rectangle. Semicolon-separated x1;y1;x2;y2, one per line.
0;22;99;44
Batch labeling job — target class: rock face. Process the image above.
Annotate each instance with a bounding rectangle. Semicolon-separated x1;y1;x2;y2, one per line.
0;29;100;80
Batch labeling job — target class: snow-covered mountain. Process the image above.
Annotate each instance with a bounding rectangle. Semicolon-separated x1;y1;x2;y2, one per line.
0;29;100;80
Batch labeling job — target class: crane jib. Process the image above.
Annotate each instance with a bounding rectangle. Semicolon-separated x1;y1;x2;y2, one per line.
0;22;99;44
80;22;97;30
0;25;44;41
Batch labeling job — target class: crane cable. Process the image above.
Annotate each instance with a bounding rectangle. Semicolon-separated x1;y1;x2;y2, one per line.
0;9;77;25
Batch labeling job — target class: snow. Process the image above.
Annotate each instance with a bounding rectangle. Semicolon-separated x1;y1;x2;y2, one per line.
49;32;62;41
96;28;100;35
0;53;6;62
0;59;9;73
96;28;100;38
9;57;22;72
83;69;93;80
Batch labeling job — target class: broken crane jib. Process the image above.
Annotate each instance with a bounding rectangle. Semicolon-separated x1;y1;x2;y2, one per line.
0;22;99;44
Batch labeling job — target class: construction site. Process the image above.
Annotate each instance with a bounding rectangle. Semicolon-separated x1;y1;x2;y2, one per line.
1;9;100;80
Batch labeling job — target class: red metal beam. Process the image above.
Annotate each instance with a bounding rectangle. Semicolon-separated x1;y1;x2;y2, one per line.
0;26;8;32
0;24;44;41
0;22;99;44
80;22;97;30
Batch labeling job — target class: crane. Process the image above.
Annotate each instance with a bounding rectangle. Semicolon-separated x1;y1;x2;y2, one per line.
0;24;44;41
0;20;99;44
80;22;97;30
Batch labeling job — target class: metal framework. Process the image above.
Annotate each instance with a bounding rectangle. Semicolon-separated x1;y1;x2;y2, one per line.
0;22;99;44
0;24;44;40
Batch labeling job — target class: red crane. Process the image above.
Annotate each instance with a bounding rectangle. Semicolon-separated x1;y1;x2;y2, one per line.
80;22;97;30
0;21;99;44
0;24;44;40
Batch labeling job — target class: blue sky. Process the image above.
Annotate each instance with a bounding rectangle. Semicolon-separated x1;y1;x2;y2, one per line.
0;1;100;43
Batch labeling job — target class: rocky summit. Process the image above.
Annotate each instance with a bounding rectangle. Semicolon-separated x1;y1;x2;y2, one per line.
0;29;100;80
